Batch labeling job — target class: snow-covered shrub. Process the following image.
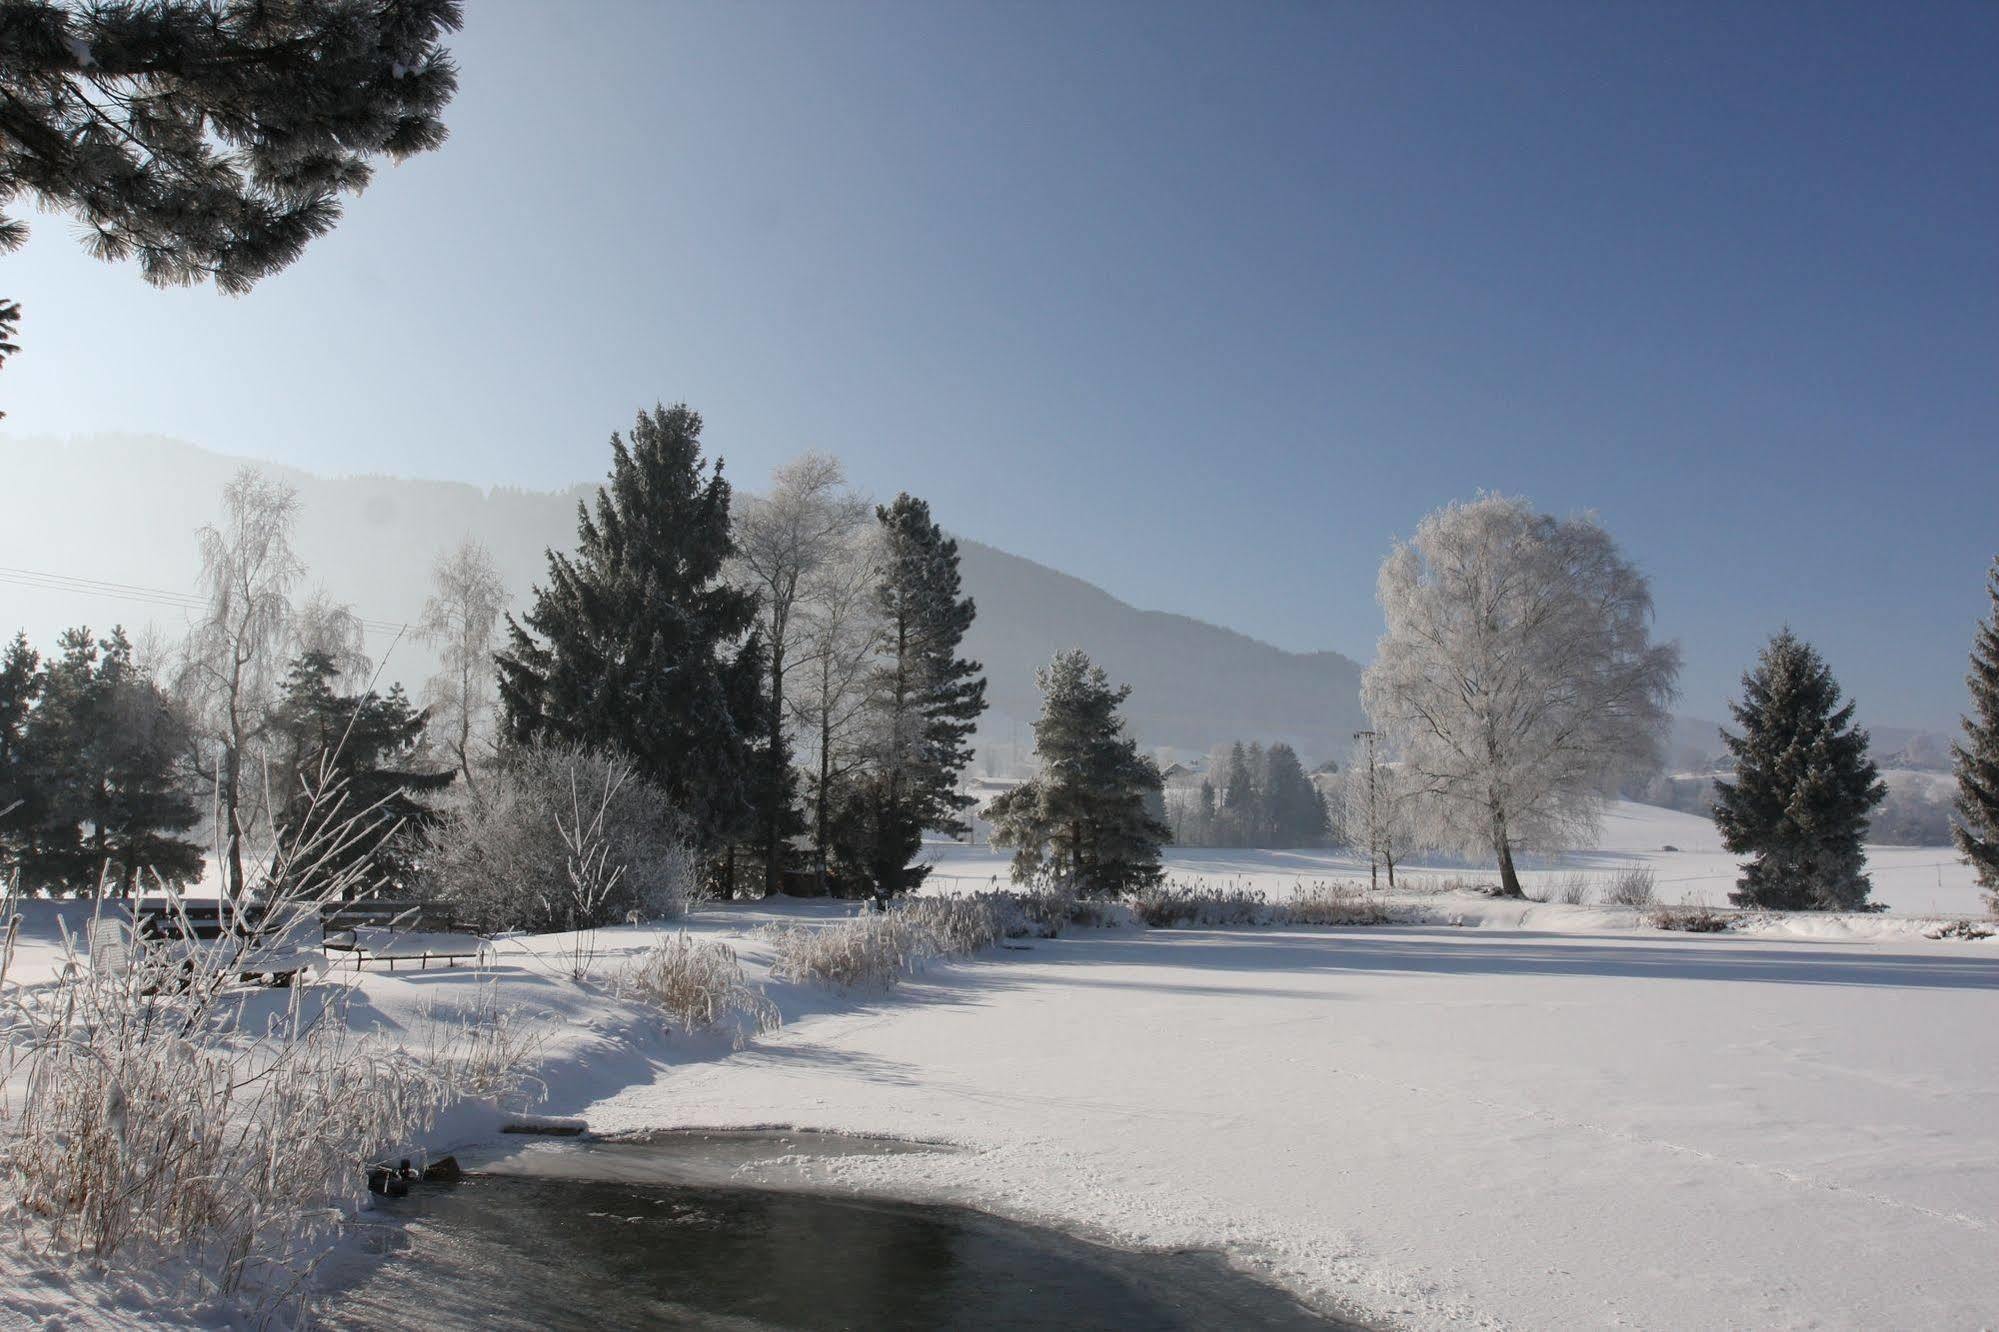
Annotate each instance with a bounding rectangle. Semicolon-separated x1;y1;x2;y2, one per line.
1132;882;1275;928
1603;866;1657;908
1649;896;1731;932
1924;918;1994;941
422;740;700;934
1286;881;1399;926
1552;872;1594;906
618;934;779;1045
762;911;925;991
896;894;1015;956
762;893;1031;991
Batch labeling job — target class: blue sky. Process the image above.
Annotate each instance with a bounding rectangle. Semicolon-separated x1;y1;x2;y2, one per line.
3;1;1994;729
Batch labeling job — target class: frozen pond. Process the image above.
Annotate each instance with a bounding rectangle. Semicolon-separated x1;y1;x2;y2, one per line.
324;1134;1352;1330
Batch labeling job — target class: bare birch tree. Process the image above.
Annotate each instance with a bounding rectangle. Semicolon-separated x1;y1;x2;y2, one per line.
789;525;885;888
732;455;872;892
1360;494;1679;896
177;469;304;899
291;587;371;685
1341;733;1417;889
417;540;507;794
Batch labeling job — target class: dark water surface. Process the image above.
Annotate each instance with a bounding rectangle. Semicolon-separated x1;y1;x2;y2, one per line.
323;1166;1349;1330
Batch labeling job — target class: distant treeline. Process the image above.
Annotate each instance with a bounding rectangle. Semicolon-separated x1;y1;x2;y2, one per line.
1164;740;1330;849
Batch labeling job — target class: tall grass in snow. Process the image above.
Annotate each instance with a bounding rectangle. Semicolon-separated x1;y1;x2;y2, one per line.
0;775;544;1319
618;934;779;1045
761;893;1037;991
1133;879;1405;928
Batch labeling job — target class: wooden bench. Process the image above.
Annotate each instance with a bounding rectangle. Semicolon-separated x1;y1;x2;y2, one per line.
320;901;486;970
107;899;327;985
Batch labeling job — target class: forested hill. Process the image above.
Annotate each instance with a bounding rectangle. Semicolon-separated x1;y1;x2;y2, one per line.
3;434;1368;764
954;540;1366;763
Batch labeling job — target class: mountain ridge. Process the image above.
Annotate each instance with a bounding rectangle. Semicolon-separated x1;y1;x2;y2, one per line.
2;433;1370;763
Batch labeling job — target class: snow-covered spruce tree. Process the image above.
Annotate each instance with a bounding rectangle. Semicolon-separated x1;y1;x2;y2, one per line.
0;1;460;354
731;455;871;893
1361;495;1680;897
29;626;202;896
1712;630;1886;911
828;494;986;896
984;650;1168;897
497;404;770;860
1951;558;1999;908
269;651;453;897
0;630;45;875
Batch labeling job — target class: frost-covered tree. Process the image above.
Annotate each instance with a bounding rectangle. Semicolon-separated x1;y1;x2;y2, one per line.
1951;558;1999;907
497;404;769;855
985;650;1168;896
826;495;986;896
290;588;371;686
1361;495;1680;897
0;0;460;353
177;468;305;899
787;508;884;889
1341;736;1417;889
731;454;871;893
1712;630;1886;911
417;539;506;793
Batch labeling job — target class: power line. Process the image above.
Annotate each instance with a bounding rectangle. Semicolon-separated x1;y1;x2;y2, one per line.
0;565;412;636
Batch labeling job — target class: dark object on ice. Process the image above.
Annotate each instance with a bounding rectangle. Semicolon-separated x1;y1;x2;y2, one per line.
1662;844;1680;852
502;1119;585;1136
423;1155;464;1183
367;1159;422;1196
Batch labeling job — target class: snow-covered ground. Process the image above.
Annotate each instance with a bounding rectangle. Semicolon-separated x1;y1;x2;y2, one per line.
5;800;1995;1328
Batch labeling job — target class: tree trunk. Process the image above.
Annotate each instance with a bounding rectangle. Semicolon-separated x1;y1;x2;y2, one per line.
765;641;785;897
223;743;244;901
1492;803;1523;897
814;707;832;895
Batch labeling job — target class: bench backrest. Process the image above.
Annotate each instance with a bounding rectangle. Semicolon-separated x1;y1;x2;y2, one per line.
320;900;471;936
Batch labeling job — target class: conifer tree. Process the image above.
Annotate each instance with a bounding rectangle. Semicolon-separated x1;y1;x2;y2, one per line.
497;404;769;853
84;629;201;894
1713;630;1886;911
0;631;43;866
1262;742;1328;848
985;650;1168;897
1;1;461;355
9;627;201;894
825;495;985;896
1951;558;1999;907
271;651;452;896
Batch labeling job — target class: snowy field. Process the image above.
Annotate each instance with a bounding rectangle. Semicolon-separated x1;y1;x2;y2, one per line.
930;799;1988;922
4;800;1996;1329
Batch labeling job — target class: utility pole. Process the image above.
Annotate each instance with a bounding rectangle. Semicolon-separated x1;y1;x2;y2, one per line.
1354;729;1379;890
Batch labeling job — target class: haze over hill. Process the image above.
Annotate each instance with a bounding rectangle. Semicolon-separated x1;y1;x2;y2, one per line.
1;435;1368;765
